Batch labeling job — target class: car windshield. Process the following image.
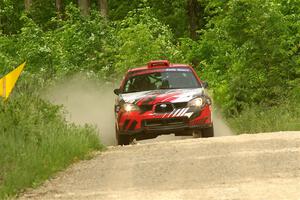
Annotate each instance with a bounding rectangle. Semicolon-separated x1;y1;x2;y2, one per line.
123;69;201;93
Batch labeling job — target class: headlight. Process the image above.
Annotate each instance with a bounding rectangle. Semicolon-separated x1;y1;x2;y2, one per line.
123;103;140;112
188;97;204;108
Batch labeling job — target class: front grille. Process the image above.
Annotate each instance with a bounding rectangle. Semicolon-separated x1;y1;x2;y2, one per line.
173;102;188;109
139;102;188;114
143;117;188;130
154;103;174;113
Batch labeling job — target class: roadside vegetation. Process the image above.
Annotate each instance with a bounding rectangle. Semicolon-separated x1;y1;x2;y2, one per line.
0;0;299;198
0;74;103;199
195;0;300;133
0;93;102;198
228;102;300;133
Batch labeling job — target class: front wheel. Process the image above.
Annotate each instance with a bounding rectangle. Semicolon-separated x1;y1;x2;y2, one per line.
202;126;214;138
117;134;132;145
116;129;131;145
192;130;202;138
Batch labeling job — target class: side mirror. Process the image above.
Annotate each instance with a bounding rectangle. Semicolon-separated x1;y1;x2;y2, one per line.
202;82;208;89
114;88;121;95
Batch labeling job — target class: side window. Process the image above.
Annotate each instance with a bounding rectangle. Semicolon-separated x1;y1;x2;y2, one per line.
124;78;133;92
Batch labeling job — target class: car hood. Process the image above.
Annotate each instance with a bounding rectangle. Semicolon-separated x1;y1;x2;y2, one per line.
120;88;204;105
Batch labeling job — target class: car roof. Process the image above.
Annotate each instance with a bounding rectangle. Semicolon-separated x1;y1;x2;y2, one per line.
120;60;202;89
127;63;192;73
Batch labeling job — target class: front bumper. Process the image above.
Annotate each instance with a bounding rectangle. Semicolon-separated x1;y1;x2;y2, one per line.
120;122;213;140
116;105;212;138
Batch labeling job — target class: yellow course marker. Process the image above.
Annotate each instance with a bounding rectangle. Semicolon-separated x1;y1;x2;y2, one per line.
0;62;26;100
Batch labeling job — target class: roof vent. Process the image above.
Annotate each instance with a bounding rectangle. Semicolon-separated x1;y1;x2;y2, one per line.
147;60;170;68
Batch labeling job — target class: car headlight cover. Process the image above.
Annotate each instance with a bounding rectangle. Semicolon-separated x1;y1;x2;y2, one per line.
188;97;204;107
123;103;140;112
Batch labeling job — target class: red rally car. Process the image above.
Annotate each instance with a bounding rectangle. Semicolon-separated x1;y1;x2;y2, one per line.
114;60;214;145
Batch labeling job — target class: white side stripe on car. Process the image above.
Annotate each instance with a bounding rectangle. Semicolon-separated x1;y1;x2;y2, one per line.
164;108;190;118
167;109;176;118
172;109;182;117
162;113;168;118
176;108;185;117
178;108;189;116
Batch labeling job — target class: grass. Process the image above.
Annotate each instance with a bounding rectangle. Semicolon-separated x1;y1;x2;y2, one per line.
0;93;103;199
227;101;300;134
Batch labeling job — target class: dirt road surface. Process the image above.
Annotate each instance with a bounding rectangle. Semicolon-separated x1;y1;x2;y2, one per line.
20;131;300;200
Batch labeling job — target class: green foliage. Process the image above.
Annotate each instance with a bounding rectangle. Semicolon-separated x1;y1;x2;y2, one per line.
28;0;56;29
0;0;24;34
109;0;188;37
1;5;186;80
105;8;185;76
0;4;110;78
198;0;300;115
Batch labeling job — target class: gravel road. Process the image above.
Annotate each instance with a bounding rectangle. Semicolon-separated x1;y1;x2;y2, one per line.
20;131;300;200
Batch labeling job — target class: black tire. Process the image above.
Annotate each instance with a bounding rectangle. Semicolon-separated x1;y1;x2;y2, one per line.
116;129;131;145
117;135;131;145
192;130;202;138
202;126;214;138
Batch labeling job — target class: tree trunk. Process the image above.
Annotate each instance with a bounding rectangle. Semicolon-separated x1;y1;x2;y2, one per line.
187;0;205;65
187;0;198;40
78;0;90;16
56;0;63;18
24;0;32;11
98;0;108;18
187;0;206;40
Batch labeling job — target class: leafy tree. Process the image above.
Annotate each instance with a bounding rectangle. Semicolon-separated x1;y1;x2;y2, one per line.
103;8;185;77
198;0;300;115
108;0;189;38
0;0;24;34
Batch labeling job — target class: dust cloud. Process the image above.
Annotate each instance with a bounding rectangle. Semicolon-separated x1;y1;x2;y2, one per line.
44;74;117;146
212;107;234;137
